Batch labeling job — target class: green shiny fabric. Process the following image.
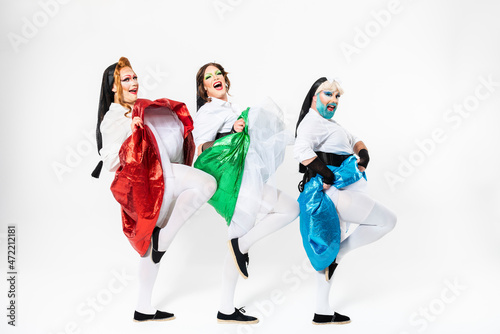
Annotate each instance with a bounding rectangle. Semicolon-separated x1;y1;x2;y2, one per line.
194;108;250;225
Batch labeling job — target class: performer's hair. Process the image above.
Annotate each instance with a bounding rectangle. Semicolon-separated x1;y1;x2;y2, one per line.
113;57;134;117
92;57;134;178
195;62;231;111
314;80;344;97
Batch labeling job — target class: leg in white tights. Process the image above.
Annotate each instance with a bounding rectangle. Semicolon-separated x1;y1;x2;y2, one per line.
314;202;397;314
136;247;160;314
315;268;333;315
219;186;299;314
158;164;217;251
136;164;216;314
315;179;397;314
238;188;299;253
336;202;397;262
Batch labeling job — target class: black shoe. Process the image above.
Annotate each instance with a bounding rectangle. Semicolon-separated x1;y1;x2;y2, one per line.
228;238;249;279
325;259;338;281
133;310;175;322
312;312;350;325
217;307;259;324
151;227;165;264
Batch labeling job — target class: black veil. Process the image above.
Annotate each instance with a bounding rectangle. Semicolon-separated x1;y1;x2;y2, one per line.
295;77;327;137
91;62;117;178
196;93;206;111
296;77;328;174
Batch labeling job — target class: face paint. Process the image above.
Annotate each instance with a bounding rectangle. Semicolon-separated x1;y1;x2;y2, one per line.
203;65;227;100
316;92;337;119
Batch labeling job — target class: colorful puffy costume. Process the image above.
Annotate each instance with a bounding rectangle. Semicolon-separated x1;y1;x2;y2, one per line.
298;156;365;271
109;98;194;256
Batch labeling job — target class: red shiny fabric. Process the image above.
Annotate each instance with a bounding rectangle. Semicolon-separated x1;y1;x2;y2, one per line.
110;98;195;256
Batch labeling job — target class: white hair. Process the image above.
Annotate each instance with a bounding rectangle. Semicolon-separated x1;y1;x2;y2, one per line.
315;80;344;96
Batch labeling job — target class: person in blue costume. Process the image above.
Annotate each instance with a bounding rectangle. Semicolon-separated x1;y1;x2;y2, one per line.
294;77;397;325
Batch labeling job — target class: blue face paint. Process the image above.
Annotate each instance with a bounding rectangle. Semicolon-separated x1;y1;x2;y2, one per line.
316;92;337;119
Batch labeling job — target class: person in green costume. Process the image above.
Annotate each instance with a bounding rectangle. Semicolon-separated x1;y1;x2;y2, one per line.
193;62;300;324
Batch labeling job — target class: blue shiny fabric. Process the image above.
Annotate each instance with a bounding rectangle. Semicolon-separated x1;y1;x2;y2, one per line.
298;156;366;271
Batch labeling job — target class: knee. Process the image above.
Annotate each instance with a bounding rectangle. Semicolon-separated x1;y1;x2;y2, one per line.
290;202;300;221
369;203;397;232
384;209;397;232
194;173;216;201
204;174;217;198
279;195;300;223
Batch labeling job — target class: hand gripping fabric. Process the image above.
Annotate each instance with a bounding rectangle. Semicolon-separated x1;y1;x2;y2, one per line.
110;98;195;256
298;156;366;271
194;108;250;225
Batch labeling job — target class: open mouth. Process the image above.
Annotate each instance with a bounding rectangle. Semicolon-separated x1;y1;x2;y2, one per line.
327;104;336;112
129;88;138;94
213;81;223;90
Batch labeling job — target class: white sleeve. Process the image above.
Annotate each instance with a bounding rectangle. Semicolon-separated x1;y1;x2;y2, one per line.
345;127;361;150
293;119;324;163
192;106;227;149
99;115;131;172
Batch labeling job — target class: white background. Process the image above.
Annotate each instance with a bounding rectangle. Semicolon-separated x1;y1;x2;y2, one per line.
1;0;499;333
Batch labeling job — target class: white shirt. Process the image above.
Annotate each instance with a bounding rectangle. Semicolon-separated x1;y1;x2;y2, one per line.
192;97;242;150
99;103;132;172
294;108;360;163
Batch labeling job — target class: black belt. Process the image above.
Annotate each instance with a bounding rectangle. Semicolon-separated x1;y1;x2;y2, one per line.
215;131;232;140
315;151;352;167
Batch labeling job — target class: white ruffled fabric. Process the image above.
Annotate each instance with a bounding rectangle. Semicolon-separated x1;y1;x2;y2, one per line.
232;97;290;224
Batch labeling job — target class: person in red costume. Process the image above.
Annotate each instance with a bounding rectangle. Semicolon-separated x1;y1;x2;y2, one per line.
93;57;217;322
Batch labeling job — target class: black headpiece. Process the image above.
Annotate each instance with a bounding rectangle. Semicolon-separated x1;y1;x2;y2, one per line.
91;62;117;178
295;77;328;137
196;92;206;111
295;77;328;174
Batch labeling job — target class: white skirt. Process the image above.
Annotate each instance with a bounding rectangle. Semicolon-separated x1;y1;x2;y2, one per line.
231;97;290;229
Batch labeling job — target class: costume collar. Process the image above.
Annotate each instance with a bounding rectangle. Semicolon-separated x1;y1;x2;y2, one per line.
109;102;129;112
209;96;231;108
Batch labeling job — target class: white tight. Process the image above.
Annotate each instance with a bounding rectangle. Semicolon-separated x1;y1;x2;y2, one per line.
315;179;397;314
219;185;299;314
136;164;216;314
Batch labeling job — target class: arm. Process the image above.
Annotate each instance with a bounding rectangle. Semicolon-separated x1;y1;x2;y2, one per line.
193;106;229;155
99;114;132;172
295;119;332;190
194;106;244;155
302;156;335;190
353;141;369;172
197;119;243;155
